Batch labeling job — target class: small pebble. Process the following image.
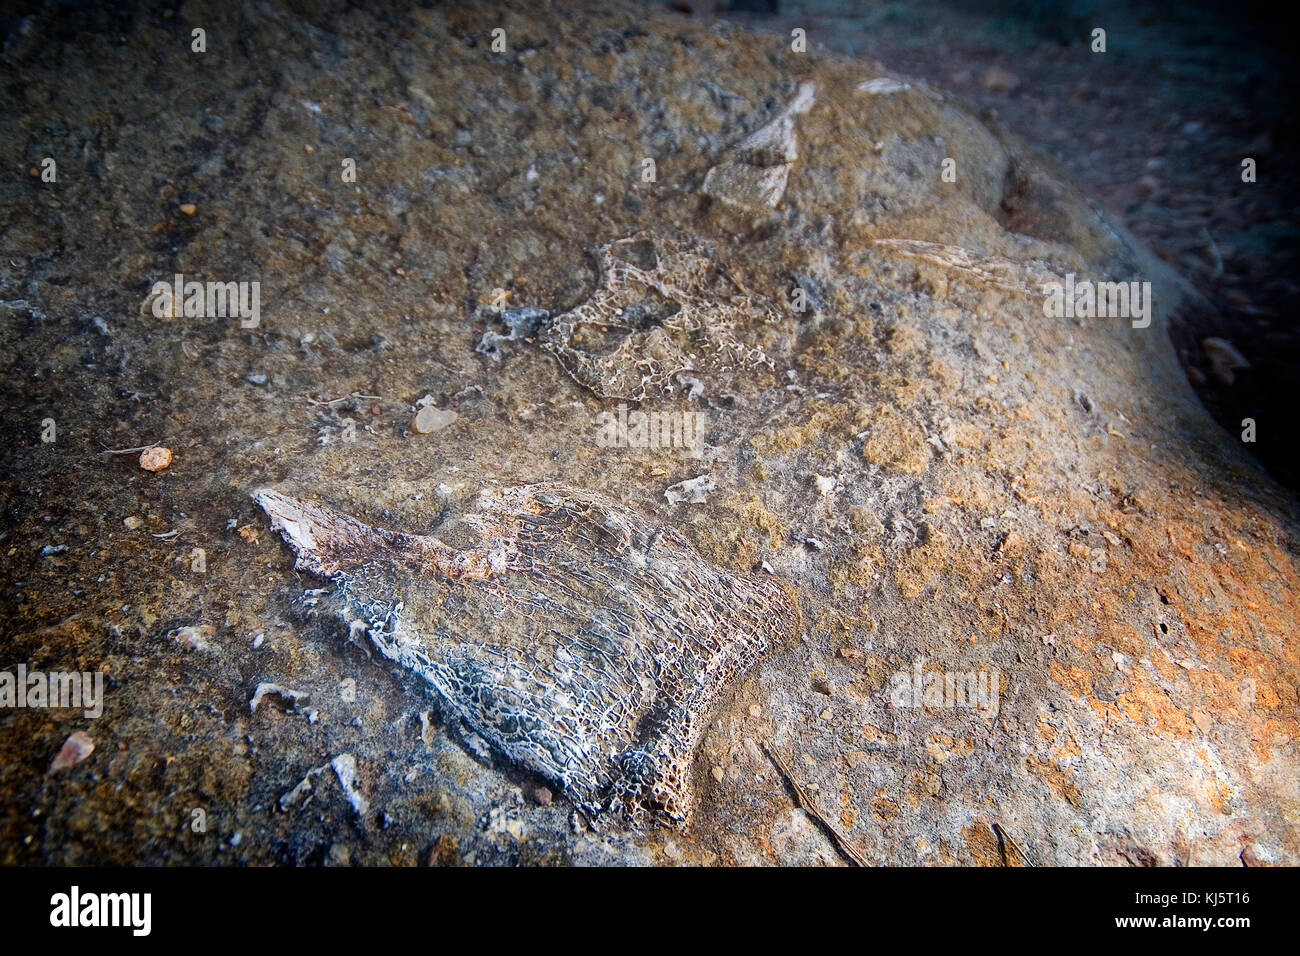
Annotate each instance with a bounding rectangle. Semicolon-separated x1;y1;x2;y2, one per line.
179;203;197;216
711;765;725;783
664;473;715;505
123;516;144;530
532;785;553;806
413;406;457;434
49;731;94;773
173;624;215;651
249;682;308;714
982;65;1019;93
139;446;172;472
246;373;267;386
748;704;762;717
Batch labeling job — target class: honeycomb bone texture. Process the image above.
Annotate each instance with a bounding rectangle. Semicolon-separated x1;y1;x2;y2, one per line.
536;231;776;401
255;483;799;827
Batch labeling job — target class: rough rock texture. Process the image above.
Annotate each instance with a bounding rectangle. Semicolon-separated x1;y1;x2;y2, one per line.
0;0;1296;865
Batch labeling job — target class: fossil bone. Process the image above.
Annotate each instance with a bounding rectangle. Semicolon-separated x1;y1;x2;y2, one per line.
255;483;799;826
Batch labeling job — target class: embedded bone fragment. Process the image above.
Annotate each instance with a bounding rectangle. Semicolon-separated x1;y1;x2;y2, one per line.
703;82;816;212
255;483;799;826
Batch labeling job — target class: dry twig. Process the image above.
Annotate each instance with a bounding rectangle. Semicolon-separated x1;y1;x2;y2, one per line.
763;743;869;867
992;822;1036;867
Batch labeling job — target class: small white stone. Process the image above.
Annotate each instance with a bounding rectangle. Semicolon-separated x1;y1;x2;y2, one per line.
173;624;215;651
664;473;714;504
49;731;94;773
414;406;457;434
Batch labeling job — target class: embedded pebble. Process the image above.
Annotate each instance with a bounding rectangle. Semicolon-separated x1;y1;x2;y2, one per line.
172;624;215;651
139;446;172;471
330;753;369;817
418;711;437;747
414;405;457;434
123;515;143;530
49;731;94;773
278;770;320;811
664;473;715;504
249;681;309;714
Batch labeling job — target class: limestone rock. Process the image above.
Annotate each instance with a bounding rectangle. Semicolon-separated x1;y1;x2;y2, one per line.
2;0;1295;867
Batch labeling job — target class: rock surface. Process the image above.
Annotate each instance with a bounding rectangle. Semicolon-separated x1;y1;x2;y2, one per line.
0;0;1295;865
